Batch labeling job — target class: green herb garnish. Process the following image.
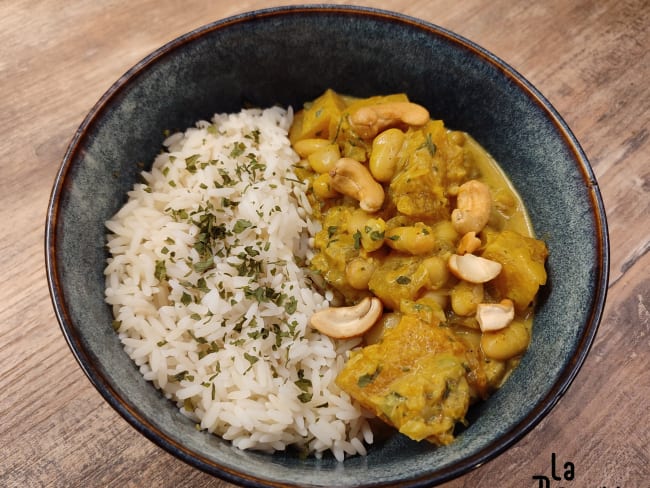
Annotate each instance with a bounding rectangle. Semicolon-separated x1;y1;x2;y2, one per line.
358;367;382;388
396;275;411;285
154;260;167;281
233;219;253;234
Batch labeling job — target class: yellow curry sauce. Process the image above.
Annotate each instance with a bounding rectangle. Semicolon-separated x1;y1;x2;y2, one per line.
290;89;548;445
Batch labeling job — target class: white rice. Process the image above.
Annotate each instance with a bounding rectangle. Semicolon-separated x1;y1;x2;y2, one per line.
104;107;372;460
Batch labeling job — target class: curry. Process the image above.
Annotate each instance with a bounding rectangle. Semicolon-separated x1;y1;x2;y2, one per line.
291;89;548;445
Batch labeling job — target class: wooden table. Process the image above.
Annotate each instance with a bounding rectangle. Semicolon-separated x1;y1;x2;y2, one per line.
2;0;648;486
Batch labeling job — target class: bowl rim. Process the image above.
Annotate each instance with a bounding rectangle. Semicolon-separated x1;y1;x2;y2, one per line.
45;4;610;487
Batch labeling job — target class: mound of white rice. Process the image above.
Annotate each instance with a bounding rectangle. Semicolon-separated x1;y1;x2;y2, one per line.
104;107;372;460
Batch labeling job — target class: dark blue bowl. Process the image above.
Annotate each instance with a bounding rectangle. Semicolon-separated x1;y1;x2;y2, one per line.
45;5;609;487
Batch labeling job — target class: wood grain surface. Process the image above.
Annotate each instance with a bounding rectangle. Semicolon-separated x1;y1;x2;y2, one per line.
1;0;648;486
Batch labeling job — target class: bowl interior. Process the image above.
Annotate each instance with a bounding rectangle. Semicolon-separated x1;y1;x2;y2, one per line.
47;5;608;487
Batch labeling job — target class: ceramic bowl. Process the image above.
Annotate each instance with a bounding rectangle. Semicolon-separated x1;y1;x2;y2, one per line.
46;5;609;487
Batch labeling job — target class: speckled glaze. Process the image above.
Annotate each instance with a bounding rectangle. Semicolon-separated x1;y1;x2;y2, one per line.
45;5;609;487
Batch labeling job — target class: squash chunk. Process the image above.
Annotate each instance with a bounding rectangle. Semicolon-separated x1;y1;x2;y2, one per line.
367;255;430;311
336;315;474;445
481;230;549;311
388;125;450;221
289;88;346;143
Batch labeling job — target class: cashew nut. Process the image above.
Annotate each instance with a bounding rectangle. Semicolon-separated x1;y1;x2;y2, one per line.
448;253;502;283
457;231;482;255
451;180;492;235
476;299;515;332
309;296;383;339
329;158;385;212
350;102;430;139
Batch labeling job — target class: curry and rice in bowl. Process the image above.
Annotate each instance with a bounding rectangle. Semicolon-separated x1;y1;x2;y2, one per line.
104;89;548;460
47;5;608;487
